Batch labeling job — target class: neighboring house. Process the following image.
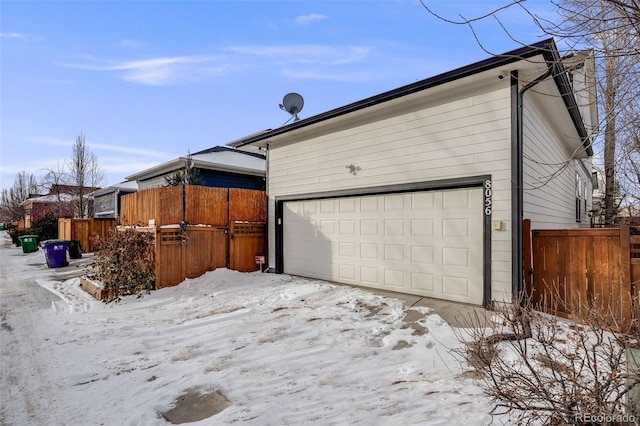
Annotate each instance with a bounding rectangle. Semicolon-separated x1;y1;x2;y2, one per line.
125;146;265;191
590;165;632;226
91;181;139;219
21;193;75;228
233;39;597;308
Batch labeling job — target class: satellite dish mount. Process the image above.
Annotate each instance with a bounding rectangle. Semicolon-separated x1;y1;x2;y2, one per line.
279;92;304;122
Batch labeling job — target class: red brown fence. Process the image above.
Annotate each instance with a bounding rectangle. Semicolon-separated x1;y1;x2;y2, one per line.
58;218;117;252
120;186;266;226
119;186;267;288
142;223;265;289
525;222;639;328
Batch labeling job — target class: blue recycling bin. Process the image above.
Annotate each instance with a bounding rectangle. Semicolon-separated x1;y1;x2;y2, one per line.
43;240;69;268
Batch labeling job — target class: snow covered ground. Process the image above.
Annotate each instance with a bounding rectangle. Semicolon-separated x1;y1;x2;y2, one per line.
0;232;497;425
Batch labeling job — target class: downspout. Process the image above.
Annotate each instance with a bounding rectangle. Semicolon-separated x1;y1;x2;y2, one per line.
264;143;271;272
115;188;120;221
512;64;556;301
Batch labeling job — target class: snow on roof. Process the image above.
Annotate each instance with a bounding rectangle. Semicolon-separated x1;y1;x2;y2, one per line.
90;181;138;197
21;193;75;204
125;146;265;181
191;150;265;172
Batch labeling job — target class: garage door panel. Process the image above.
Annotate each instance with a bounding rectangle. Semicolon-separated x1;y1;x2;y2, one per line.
442;218;472;238
361;197;379;211
339;198;356;212
384;219;404;236
320;199;335;212
385;194;405;211
411;219;435;236
442;247;471;268
384;245;405;261
283;188;483;304
360;243;379;259
411;192;436;209
443;190;473;209
411;245;435;264
411;272;436;292
360;267;380;285
360;220;379;235
442;275;473;298
339;264;356;281
383;269;405;288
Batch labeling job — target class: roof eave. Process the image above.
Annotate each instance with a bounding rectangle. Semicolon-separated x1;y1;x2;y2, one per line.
544;45;594;157
236;38;593;157
125;158;185;181
235;39;560;147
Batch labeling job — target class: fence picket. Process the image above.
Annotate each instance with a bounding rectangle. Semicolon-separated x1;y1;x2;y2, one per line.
529;226;637;330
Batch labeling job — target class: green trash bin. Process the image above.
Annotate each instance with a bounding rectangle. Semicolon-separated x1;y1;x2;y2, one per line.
18;235;39;253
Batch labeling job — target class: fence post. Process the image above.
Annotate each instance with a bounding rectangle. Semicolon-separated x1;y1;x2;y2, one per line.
523;219;532;301
620;225;632;323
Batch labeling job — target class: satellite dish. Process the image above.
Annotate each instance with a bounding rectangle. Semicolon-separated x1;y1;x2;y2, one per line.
279;92;304;122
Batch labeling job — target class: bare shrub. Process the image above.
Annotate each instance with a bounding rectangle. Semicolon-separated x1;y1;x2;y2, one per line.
454;294;640;425
89;228;155;302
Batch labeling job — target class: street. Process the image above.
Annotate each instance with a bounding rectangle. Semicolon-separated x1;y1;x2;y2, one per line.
0;234;67;425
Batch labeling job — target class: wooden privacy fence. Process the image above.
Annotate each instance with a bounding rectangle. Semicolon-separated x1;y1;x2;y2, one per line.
120;186;267;288
525;222;639;328
152;222;266;288
120;185;266;226
58;218;117;252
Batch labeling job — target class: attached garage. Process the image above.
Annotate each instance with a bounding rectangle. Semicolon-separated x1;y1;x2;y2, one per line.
282;187;484;304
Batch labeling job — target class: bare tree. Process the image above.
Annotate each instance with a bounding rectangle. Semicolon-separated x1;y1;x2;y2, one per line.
164;152;201;187
0;171;40;223
68;133;105;218
420;0;640;224
42;162;69;218
454;295;639;425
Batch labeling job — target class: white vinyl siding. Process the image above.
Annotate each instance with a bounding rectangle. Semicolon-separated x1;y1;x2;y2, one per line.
268;79;514;302
138;174;170;190
94;193;116;218
522;94;593;229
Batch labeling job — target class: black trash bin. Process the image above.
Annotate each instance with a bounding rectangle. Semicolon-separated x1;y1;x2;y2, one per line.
67;240;83;259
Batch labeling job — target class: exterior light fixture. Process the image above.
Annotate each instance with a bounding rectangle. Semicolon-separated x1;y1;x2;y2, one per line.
345;164;361;175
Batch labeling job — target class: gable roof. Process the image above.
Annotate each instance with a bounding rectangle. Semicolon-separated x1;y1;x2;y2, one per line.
20;193;75;206
233;38;592;156
90;180;139;197
125;146;266;182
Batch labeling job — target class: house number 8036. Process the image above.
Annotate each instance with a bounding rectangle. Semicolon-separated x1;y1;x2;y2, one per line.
484;180;492;216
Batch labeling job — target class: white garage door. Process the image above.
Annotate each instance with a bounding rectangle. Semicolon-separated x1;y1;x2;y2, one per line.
283;188;484;304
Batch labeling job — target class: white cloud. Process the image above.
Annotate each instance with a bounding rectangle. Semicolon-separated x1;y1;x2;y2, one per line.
225;44;371;65
59;42;374;86
99;160;168;174
0;32;41;42
1;32;29;39
28;136;173;159
62;55;232;86
294;13;328;26
88;142;173;159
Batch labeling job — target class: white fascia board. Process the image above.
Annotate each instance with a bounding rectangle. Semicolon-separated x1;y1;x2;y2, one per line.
125;158;186;181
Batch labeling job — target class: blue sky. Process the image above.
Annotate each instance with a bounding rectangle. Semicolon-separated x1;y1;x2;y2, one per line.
1;0;556;189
